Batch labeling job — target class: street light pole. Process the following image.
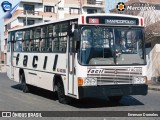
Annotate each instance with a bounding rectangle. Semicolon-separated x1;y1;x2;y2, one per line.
55;1;61;19
79;0;82;14
25;10;28;26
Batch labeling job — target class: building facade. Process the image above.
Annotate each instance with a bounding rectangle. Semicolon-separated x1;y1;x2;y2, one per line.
3;0;105;64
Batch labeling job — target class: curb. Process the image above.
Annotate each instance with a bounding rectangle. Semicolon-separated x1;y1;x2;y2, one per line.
148;87;160;91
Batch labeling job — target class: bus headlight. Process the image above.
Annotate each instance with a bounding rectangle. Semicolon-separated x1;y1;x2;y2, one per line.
133;77;146;84
83;78;97;86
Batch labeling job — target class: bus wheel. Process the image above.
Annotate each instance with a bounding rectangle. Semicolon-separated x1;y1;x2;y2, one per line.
56;81;71;104
20;73;29;93
109;96;122;103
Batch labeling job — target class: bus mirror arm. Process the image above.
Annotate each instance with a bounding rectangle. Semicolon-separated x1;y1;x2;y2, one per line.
73;29;79;41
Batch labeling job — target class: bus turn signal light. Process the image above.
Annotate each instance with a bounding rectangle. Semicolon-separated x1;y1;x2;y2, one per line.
78;77;83;86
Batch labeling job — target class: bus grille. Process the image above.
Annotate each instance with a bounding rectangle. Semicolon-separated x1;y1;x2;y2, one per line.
87;67;142;85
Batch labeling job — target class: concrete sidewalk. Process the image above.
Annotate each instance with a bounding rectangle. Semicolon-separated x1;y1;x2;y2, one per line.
148;80;160;91
0;64;6;73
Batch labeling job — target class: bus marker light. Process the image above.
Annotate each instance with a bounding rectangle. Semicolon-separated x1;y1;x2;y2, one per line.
140;18;143;26
82;16;84;24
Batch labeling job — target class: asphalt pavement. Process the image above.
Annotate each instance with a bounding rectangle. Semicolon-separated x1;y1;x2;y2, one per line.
0;73;160;120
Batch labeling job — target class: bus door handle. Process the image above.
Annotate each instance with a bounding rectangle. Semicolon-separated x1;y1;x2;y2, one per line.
69;67;75;75
70;71;73;74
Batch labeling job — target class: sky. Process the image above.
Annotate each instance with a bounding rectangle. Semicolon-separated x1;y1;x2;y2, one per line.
106;0;127;13
0;0;21;50
0;0;128;50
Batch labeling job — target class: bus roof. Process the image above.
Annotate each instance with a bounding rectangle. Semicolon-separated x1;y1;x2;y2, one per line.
8;13;143;32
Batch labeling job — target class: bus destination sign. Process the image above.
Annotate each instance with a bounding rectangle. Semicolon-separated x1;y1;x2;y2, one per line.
86;16;139;25
105;19;136;25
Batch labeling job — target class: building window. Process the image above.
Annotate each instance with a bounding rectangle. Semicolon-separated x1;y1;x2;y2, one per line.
23;19;35;26
24;4;34;14
69;7;80;14
87;9;97;14
13;31;23;52
24;4;34;11
44;6;54;12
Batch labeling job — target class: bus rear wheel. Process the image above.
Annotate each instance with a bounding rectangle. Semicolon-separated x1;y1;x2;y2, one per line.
20;73;29;93
56;81;72;104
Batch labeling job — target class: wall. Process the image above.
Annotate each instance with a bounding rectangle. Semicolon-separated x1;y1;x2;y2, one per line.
146;44;160;80
18;18;43;26
83;7;103;14
19;2;43;12
11;19;21;28
138;10;160;26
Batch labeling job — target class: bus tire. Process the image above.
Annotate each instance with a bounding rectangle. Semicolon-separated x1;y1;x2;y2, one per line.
56;81;71;104
20;72;29;93
109;96;122;103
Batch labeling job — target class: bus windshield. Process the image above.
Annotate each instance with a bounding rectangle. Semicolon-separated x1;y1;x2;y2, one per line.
79;26;145;65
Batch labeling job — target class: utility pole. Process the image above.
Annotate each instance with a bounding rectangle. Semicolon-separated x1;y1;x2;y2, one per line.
25;10;28;26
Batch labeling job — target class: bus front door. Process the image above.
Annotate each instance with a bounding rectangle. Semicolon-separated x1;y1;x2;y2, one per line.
67;36;76;97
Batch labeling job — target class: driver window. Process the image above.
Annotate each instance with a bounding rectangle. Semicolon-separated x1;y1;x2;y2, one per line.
127;30;136;47
81;29;92;49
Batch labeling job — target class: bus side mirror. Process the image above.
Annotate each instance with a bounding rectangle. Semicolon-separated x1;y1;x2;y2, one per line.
73;29;79;41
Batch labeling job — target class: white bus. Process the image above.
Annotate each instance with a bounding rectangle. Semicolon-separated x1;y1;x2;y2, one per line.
7;14;148;104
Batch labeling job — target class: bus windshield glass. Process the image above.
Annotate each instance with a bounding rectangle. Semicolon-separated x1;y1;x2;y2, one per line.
79;26;145;65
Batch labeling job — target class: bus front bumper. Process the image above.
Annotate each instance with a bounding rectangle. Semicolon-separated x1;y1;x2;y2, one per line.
78;84;148;99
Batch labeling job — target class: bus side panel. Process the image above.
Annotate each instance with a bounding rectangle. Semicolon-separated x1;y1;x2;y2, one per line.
35;72;54;91
21;68;54;91
13;67;20;83
12;52;67;92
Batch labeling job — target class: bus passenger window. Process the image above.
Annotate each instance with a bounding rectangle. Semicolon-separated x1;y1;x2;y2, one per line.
53;38;59;52
14;41;22;52
34;39;40;52
59;37;67;52
22;40;30;52
14;31;23;52
40;39;45;51
30;40;34;51
48;24;53;37
48;38;52;52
